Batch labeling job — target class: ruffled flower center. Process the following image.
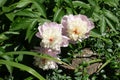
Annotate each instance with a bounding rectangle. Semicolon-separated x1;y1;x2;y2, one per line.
41;27;62;50
67;20;87;41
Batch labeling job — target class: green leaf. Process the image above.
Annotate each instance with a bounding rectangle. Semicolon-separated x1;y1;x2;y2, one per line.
90;30;113;44
104;9;119;23
0;33;9;42
105;18;118;34
25;19;37;43
15;9;39;18
0;51;73;69
4;31;19;35
90;30;101;38
32;0;46;18
55;0;63;7
15;54;23;62
104;0;119;7
0;51;13;75
5;12;16;21
64;0;73;8
66;7;73;14
0;60;45;80
92;12;100;22
85;6;95;18
0;0;7;7
2;3;17;12
10;18;36;31
53;8;64;22
88;0;96;6
24;76;34;80
100;15;106;34
16;0;32;8
72;1;90;9
97;59;112;72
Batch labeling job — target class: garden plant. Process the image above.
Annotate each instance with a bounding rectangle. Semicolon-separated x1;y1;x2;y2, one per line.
0;0;120;80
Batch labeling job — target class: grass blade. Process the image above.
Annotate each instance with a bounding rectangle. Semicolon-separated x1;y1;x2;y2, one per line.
0;60;45;80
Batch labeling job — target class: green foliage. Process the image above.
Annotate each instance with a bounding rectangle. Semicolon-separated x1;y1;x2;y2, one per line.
0;0;120;80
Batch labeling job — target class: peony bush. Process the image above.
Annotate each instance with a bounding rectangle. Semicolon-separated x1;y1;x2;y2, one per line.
0;0;119;80
34;14;94;70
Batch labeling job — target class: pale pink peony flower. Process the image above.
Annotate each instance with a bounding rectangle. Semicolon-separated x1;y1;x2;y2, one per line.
34;57;59;70
36;22;69;51
33;47;60;70
61;14;94;43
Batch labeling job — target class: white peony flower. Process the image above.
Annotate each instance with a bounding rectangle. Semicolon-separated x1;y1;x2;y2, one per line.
36;22;69;51
61;14;94;43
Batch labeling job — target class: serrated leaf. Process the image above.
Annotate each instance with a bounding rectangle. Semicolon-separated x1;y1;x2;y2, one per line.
0;60;45;80
53;8;64;22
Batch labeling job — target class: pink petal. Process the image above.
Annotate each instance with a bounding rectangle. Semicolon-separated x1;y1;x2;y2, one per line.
61;36;69;47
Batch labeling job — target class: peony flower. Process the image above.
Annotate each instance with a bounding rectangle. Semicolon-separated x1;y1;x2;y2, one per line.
33;47;60;70
34;57;59;70
36;22;69;51
61;14;94;43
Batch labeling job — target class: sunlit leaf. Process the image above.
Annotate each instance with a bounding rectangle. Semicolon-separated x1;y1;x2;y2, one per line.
16;0;32;8
0;0;7;7
0;60;45;80
0;33;9;42
53;8;64;22
0;51;72;68
5;13;16;21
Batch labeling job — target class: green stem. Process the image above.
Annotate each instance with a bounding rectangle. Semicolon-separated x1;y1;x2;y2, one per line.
97;59;112;72
88;59;102;64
